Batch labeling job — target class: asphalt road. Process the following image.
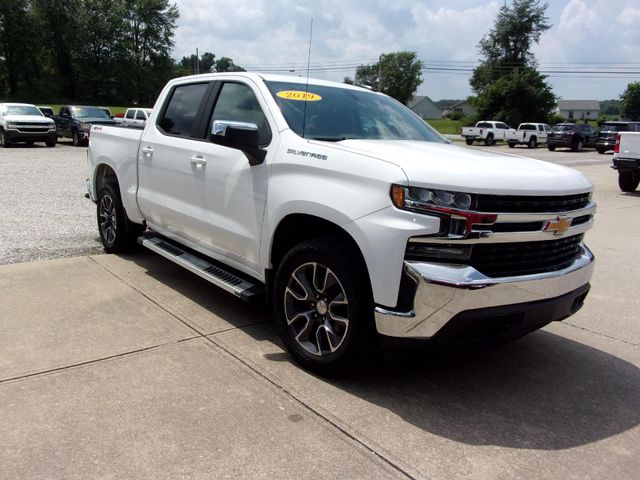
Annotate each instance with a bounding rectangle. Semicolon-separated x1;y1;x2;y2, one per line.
0;140;638;478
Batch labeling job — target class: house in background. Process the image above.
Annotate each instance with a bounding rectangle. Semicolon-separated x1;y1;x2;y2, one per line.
555;100;600;120
443;99;477;118
408;95;442;119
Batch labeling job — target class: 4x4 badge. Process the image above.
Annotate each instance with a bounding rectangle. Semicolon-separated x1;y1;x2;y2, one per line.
544;216;572;235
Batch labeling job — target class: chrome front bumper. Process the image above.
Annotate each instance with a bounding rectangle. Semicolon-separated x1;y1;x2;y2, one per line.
374;245;594;338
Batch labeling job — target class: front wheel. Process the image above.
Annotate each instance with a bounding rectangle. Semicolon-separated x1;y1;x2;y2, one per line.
465;138;474;146
618;172;640;192
547;145;556;151
596;147;606;154
0;130;10;148
507;142;516;148
97;183;144;253
273;238;378;376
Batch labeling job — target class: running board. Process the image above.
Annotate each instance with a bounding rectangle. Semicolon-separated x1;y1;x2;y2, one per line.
138;234;262;301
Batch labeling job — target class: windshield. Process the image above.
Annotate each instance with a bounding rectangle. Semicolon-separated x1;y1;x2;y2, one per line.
601;123;629;132
2;105;43;117
265;81;446;143
552;125;574;132
72;107;109;119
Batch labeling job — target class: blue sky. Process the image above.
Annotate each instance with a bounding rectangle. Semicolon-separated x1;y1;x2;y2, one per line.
172;0;640;101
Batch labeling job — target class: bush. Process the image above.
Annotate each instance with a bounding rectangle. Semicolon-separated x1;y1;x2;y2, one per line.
596;116;607;127
548;113;564;125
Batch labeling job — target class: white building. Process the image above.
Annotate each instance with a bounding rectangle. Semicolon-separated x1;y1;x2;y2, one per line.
556;100;600;121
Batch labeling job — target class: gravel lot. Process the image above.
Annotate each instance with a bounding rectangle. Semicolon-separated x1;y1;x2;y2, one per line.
0;141;102;264
0;140;612;265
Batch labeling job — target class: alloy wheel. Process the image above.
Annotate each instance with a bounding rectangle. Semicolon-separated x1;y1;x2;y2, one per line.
99;194;117;245
284;262;349;356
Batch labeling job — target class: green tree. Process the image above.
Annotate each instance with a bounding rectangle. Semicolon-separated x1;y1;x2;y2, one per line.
214;56;245;72
470;0;555;125
355;51;423;105
621;82;640;121
0;0;41;98
120;0;179;104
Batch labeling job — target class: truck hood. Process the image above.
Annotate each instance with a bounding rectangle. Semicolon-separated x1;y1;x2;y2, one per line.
334;140;593;195
4;115;53;124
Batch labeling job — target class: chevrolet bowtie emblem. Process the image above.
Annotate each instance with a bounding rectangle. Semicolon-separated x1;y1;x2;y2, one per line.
544;217;572;235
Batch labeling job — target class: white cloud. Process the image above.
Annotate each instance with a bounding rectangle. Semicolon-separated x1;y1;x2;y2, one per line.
172;0;640;101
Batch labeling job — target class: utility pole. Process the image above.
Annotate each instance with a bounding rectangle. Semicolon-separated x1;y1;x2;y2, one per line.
378;54;383;92
196;48;200;74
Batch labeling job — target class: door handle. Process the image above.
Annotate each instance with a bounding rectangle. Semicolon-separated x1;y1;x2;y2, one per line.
141;146;154;159
190;155;207;168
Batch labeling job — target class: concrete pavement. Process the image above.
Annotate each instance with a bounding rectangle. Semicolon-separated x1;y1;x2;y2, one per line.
1;162;639;479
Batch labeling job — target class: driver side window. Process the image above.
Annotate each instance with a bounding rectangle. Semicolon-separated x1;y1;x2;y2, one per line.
211;82;271;146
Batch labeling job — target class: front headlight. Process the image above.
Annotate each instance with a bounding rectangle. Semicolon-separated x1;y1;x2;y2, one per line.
6;121;17;129
391;184;497;236
391;185;475;211
79;122;91;129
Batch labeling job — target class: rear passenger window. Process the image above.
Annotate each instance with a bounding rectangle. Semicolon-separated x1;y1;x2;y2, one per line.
136;110;146;120
211;82;271;146
126;110;135;119
159;83;209;137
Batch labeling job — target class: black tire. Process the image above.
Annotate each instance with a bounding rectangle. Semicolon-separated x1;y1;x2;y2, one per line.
547;145;556;151
46;140;56;148
96;183;145;253
273;238;378;377
618;172;640;192
572;139;583;152
465;138;474;146
484;134;494;146
527;136;537;149
596;147;606;154
0;130;10;148
507;142;516;148
72;131;80;147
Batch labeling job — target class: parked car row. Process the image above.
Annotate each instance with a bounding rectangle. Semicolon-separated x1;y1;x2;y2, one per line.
463;119;640;154
0;103;152;147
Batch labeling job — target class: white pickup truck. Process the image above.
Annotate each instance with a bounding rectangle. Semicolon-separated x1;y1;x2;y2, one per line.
462;120;516;146
506;123;551;149
612;131;640;192
87;73;596;376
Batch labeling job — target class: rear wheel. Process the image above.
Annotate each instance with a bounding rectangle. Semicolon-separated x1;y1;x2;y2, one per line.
527;137;537;149
97;183;144;253
596;147;606;154
618;172;640;192
465;138;474;146
273;238;378;377
572;139;583;152
484;134;494;146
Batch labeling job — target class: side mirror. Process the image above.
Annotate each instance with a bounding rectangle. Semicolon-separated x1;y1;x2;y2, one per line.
210;120;266;165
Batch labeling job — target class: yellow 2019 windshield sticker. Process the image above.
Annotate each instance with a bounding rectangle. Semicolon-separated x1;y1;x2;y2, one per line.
276;90;322;101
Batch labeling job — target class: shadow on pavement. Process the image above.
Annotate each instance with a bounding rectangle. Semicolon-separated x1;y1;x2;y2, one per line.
119;251;640;451
330;331;640;450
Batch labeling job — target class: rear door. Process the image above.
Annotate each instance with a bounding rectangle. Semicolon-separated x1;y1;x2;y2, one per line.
136;81;212;236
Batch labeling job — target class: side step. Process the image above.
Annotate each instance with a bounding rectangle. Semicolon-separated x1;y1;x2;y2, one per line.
138;234;262;301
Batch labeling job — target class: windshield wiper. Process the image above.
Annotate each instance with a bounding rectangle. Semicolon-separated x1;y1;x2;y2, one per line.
307;136;354;142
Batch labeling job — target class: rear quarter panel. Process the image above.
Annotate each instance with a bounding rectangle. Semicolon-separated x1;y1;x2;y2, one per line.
88;125;145;223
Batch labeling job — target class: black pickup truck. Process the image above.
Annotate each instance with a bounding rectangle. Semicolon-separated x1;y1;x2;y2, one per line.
54;105;116;146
